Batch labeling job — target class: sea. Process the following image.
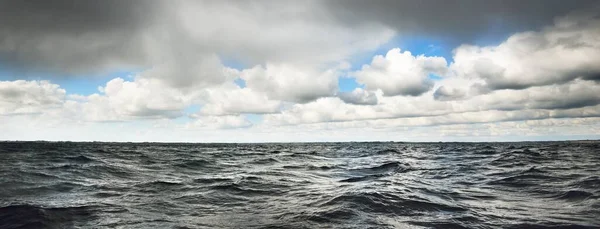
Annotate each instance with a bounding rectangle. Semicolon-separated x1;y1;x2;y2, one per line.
1;141;599;229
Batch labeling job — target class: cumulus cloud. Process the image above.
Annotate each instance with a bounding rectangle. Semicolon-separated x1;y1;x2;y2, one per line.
448;10;600;92
0;80;65;115
240;63;340;103
81;77;189;121
354;48;447;96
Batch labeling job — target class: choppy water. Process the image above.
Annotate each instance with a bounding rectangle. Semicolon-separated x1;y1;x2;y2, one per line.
1;141;599;229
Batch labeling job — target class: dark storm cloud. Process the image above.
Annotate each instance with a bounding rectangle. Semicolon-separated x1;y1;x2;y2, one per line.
0;0;596;76
0;0;165;73
324;0;597;42
0;0;159;32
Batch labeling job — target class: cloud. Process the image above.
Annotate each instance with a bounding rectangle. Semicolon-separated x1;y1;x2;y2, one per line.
80;77;189;121
448;10;600;92
338;88;379;105
0;80;65;115
196;87;282;116
1;0;595;82
240;63;340;103
265;103;600;130
0;0;163;73
433;86;467;101
1;1;600;141
139;54;240;90
262;78;600;126
466;80;600;111
354;48;447;96
0;0;394;77
186;115;252;129
323;0;597;41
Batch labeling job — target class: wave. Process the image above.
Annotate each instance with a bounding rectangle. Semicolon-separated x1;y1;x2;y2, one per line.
487;174;557;187
320;192;467;216
552;190;594;201
0;205;94;229
572;176;600;189
250;157;280;165
134;180;185;193
340;161;412;182
64;155;95;163
339;174;387;183
1;141;599;228
374;148;402;155
209;183;277;195
351;161;410;173
506;223;598;229
193;177;232;184
173;159;212;169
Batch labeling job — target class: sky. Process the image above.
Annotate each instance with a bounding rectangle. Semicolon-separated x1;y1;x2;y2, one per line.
1;0;600;142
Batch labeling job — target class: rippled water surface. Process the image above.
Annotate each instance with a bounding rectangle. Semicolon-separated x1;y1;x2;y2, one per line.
1;141;599;228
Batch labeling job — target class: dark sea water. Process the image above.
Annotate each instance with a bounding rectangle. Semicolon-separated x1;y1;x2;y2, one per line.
1;141;599;229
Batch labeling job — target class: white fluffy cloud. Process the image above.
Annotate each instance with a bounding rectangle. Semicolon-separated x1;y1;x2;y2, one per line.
240;63;340;103
354;48;447;96
447;11;600;94
0;80;65;115
81;77;189;121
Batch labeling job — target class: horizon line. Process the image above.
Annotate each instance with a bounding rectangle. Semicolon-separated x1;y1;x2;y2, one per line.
2;139;599;144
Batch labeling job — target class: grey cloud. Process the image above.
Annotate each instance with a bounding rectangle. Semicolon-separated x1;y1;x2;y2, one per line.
461;80;600;112
480;57;600;92
0;0;389;76
3;0;595;76
264;79;600;126
393;82;434;97
338;89;378;105
0;0;165;73
323;0;596;42
433;86;466;101
0;1;159;32
126;107;183;119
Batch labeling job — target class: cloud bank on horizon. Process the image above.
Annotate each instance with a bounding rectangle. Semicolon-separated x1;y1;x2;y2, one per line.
1;0;600;142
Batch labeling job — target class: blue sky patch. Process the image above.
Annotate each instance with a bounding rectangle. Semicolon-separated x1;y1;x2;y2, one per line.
338;77;363;92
